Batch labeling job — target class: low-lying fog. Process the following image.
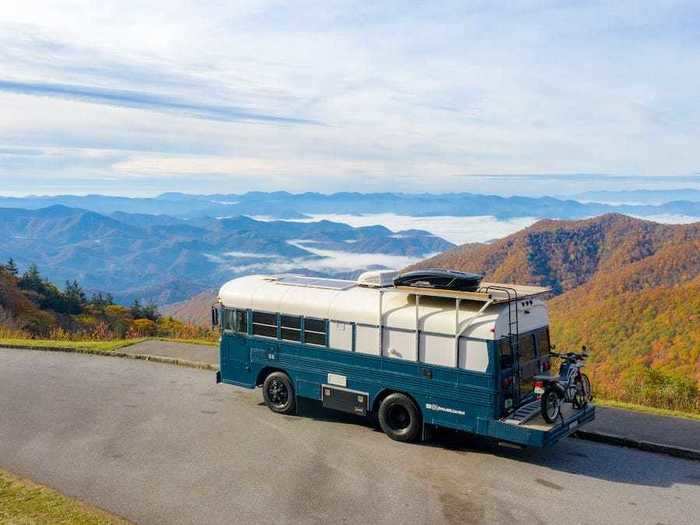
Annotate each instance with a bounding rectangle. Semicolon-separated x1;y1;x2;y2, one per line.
221;212;700;277
253;214;540;245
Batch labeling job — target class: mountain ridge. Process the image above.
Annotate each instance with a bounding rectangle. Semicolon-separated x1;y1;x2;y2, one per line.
1;191;699;220
0;206;452;305
410;213;700;294
411;213;699;409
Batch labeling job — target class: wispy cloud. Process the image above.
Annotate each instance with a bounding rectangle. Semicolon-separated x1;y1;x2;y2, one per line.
1;1;700;195
0;146;45;156
0;80;318;125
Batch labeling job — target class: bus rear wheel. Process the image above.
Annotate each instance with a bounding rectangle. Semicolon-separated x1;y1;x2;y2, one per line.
262;371;296;415
378;393;421;442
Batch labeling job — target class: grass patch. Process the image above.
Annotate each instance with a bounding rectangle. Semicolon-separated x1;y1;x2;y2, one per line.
0;338;145;352
0;467;131;524
596;398;700;421
0;337;217;351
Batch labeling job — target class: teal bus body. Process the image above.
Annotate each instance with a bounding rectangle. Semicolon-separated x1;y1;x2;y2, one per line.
217;310;594;447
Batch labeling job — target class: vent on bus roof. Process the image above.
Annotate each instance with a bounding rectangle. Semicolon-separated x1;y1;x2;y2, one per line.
275;275;356;290
357;270;399;288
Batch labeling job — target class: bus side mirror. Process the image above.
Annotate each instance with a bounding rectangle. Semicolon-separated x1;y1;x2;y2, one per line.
211;306;219;327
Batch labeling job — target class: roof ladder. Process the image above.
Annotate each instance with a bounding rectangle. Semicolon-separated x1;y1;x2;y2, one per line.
481;285;520;411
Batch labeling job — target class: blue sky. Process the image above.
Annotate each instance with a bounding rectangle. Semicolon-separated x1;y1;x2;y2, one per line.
1;1;699;196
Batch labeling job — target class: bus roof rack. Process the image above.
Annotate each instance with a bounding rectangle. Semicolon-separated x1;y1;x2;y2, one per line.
393;282;550;303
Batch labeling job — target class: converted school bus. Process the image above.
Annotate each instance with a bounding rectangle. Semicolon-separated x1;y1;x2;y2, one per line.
215;272;595;447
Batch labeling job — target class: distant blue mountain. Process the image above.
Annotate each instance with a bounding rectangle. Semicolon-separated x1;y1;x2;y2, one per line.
0;206;452;305
1;191;698;219
573;188;700;205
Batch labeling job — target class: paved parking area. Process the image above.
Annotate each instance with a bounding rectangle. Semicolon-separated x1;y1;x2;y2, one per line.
124;339;218;365
1;348;699;525
125;340;700;455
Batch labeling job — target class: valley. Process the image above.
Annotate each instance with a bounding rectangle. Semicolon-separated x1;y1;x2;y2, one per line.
1;192;698;414
0;204;451;305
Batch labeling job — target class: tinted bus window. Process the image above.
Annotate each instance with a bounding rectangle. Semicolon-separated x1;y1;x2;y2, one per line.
304;318;325;333
253;311;276;325
304;318;327;346
499;338;513;369
252;311;277;338
236;310;248;334
518;333;537;361
535;328;550;354
281;315;301;342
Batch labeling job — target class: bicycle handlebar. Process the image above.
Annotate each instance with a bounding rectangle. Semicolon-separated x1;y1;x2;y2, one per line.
549;351;588;360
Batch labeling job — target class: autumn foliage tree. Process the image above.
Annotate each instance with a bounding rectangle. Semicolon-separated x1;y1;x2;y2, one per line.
0;260;215;342
413;214;700;413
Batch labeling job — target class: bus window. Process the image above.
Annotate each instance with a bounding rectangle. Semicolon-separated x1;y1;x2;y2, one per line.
252;311;277;338
535;328;550;354
280;315;301;342
518;333;537;361
499;338;513;369
235;310;248;334
223;308;236;331
304;318;327;346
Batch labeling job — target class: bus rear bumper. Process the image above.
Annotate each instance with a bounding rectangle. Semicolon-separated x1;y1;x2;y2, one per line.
488;404;596;448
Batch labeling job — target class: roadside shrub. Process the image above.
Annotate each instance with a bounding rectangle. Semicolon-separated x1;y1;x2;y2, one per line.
129;319;157;337
620;366;699;413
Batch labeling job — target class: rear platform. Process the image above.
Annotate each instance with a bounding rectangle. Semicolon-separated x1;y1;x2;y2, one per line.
492;402;596;447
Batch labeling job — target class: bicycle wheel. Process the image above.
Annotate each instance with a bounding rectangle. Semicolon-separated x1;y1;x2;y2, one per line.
541;388;561;423
581;373;592;402
573;377;588;409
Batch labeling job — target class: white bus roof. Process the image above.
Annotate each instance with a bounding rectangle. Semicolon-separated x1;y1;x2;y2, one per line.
218;275;550;338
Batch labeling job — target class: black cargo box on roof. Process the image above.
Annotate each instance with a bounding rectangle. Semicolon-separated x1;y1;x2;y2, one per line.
393;269;483;292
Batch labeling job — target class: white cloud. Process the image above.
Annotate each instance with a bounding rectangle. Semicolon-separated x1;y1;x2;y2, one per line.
630;214;700;225
2;2;700;195
219;239;430;275
253;214;539;244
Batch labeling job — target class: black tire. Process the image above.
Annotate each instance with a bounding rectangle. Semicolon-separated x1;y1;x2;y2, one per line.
377;393;422;442
541;388;561;424
262;371;296;415
581;373;593;402
572;377;587;410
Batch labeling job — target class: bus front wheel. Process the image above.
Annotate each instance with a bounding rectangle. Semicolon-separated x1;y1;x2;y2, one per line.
262;371;296;415
377;393;421;442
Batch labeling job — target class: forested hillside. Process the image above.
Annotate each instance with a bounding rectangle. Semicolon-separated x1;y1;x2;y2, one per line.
0;261;212;340
0;205;451;305
413;214;700;412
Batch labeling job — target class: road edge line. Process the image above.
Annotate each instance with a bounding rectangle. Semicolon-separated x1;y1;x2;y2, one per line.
573;430;700;461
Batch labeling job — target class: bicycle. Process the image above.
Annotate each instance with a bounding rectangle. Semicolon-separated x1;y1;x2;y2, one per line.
534;348;592;424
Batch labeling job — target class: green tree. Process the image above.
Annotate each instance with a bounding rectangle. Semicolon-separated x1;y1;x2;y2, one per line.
62;280;86;315
18;264;43;292
130;299;160;321
140;302;161;322
4;258;18;277
130;299;142;319
89;292;114;309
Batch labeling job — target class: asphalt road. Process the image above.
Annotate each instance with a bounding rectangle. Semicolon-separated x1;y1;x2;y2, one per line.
124;339;218;365
587;406;700;452
1;348;698;525
124;339;700;455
